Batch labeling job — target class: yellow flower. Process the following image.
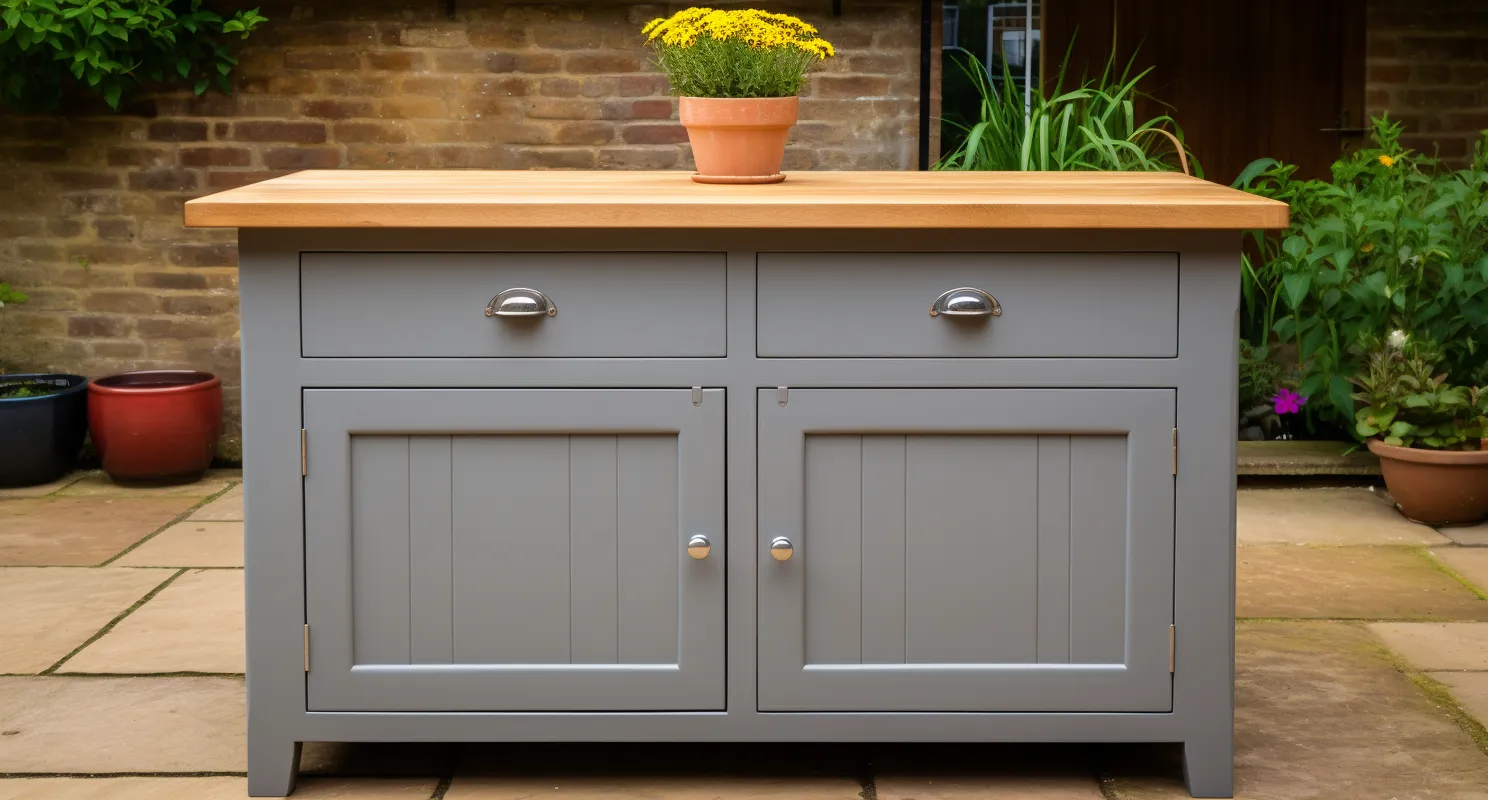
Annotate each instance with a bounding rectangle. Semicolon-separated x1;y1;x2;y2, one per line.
1378;154;1395;167
1361;242;1374;252
642;7;836;59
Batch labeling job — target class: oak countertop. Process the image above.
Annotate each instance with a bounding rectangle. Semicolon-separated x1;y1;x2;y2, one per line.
183;170;1289;230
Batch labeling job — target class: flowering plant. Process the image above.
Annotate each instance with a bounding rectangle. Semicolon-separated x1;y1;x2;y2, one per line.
642;8;834;98
1350;334;1488;449
1235;116;1488;428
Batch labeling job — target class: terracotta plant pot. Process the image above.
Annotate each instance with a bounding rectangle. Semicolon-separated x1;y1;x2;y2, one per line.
88;370;222;484
1367;439;1488;526
680;95;799;184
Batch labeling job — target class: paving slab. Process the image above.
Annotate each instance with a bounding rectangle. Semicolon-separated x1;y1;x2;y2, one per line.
1237;487;1448;545
1432;548;1488;594
875;775;1104;799
1432;671;1488;728
0;568;171;673
60;569;244;674
0;472;83;500
189;483;243;521
0;496;198;566
1237;546;1488;620
112;520;243;568
1236;440;1380;476
1441;523;1488;547
1107;621;1488;799
57;470;238;499
0;676;244;772
445;776;862;799
0;777;436;799
1369;622;1488;671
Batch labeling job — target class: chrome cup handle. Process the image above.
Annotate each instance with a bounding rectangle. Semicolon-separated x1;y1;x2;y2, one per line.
930;287;1001;318
485;288;556;318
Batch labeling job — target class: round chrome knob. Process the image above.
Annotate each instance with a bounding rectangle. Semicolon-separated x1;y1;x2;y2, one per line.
687;534;711;560
769;536;794;561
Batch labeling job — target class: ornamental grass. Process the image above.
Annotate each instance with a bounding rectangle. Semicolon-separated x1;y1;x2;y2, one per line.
642;8;835;98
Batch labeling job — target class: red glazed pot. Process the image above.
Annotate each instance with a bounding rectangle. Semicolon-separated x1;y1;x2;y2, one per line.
88;370;222;484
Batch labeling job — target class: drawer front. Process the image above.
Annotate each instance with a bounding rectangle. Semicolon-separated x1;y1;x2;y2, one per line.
757;252;1178;358
301;252;727;358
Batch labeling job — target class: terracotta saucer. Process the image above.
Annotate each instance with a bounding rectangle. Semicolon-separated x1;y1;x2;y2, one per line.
691;173;787;185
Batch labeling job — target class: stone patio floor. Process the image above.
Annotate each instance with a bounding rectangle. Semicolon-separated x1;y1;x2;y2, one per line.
2;477;1488;799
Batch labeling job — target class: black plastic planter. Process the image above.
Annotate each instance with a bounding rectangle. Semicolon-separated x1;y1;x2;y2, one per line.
0;374;89;488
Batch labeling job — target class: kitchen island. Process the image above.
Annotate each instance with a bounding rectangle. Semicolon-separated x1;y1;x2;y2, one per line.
186;170;1288;798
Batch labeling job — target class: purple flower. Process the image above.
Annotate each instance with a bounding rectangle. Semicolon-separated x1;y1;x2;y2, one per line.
1273;389;1308;415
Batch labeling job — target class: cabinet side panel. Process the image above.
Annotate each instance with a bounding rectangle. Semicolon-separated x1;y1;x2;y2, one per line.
350;436;412;665
860;436;908;665
452;436;572;664
904;436;1039;664
1068;435;1130;664
617;435;681;665
570;436;620;665
1036;436;1072;664
804;436;864;665
409;436;454;664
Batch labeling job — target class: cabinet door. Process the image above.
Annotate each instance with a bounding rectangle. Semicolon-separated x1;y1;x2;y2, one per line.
757;389;1174;712
304;389;723;711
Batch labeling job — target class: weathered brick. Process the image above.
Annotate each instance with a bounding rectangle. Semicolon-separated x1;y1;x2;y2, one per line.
93;219;137;241
598;146;679;169
107;146;171;168
302;99;376;119
136;318;217;339
90;340;147;359
552;121;615;145
527;99;603;120
379;97;447;119
148;121;209;142
46;218;85;238
128;168;199;192
68;244;149;266
533;25;605;48
513;53;563;73
400;27;470;48
566;52;644;74
232;121;327;143
541;78;582;97
162;294;238;316
367;51;426;71
814;75;893;98
242;73;319;95
285;51;362;71
333;121;411;144
602;98;673;120
512;147;598;169
615;74;669;97
434;51;488;73
136;271;209;291
179;147;254;168
84;291;157;314
621;123;689;145
263;147;344;170
168;243;238;267
467;23;529;48
68;315;129;338
50;170;121;190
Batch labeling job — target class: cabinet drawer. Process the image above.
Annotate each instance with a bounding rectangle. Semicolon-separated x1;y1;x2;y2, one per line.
301;252;727;358
756;252;1177;358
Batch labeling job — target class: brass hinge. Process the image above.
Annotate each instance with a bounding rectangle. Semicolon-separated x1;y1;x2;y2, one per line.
300;429;307;476
1171;428;1177;475
304;624;310;672
1169;624;1176;673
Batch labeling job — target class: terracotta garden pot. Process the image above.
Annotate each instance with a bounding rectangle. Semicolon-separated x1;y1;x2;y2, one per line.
1367;439;1488;526
679;95;799;184
88;370;222;484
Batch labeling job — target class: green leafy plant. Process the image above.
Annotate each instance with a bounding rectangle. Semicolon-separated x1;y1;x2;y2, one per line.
1238;342;1284;437
0;281;31;374
642;8;834;98
1350;336;1487;449
0;282;27;309
0;0;267;112
1235;116;1488;429
935;45;1196;174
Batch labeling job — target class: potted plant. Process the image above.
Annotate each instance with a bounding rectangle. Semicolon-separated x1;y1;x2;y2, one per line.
642;7;835;184
1351;335;1488;525
0;282;88;487
88;370;223;484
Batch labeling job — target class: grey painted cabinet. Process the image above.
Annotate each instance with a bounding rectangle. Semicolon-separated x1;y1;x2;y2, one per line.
230;228;1244;800
757;389;1175;712
302;389;725;711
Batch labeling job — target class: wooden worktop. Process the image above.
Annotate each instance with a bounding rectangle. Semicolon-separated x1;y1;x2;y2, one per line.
184;170;1288;230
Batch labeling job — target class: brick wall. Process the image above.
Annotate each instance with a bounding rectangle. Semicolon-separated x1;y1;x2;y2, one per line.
1368;0;1488;167
0;1;922;456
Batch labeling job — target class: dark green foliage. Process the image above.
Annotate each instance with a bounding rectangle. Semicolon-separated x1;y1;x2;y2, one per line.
1350;337;1488;450
0;0;266;112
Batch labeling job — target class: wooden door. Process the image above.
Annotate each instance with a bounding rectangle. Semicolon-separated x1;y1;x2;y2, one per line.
303;389;724;711
1045;0;1367;182
757;389;1175;712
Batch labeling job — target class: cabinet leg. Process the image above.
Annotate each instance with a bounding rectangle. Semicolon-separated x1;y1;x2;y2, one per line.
1182;735;1233;798
248;735;302;797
